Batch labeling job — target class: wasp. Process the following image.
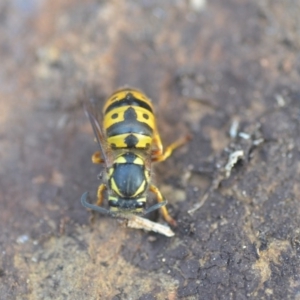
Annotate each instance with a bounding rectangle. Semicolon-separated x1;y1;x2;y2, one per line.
81;88;189;226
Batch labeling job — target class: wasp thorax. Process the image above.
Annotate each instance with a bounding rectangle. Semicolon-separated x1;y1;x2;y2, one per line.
108;152;149;199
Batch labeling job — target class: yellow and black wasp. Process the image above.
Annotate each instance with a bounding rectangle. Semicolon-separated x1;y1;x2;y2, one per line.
81;88;189;226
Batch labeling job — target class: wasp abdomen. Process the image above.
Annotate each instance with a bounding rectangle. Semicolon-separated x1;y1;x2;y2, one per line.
103;90;155;149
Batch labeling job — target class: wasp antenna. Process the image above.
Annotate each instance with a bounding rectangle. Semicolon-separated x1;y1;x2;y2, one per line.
81;192;111;215
143;200;168;216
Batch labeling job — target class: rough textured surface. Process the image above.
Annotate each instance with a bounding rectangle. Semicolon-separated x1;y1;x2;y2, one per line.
1;0;300;299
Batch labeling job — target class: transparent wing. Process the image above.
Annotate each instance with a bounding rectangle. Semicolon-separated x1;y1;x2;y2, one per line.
84;99;114;167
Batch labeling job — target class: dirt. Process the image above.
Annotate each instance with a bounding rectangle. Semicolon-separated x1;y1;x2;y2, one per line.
0;0;300;299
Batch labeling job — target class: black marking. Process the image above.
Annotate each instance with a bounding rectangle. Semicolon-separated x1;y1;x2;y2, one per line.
110;162;146;198
124;107;137;121
106;110;153;137
115;152;138;165
122;152;139;163
143;113;149;120
111;113;118;119
105;92;153;114
106;120;153;137
124;134;139;147
111;143;117;149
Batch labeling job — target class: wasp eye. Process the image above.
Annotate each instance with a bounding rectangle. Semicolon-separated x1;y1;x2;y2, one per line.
109;200;119;207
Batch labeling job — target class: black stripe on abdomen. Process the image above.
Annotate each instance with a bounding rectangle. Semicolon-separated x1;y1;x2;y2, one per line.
106;120;153;137
105;93;153;114
106;106;153;137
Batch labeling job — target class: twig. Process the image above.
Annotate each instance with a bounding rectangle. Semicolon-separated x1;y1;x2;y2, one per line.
125;215;175;237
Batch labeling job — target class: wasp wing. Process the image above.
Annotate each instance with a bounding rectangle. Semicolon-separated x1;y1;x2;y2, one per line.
84;99;114;167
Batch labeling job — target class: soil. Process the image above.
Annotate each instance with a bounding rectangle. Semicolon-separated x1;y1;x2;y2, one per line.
0;0;300;299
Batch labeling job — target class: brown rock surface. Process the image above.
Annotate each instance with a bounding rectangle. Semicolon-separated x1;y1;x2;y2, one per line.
0;0;300;299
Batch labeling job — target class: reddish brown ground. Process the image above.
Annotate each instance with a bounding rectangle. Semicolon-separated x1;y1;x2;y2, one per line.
0;0;300;299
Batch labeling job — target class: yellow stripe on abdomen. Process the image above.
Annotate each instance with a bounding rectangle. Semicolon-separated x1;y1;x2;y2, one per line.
107;133;152;149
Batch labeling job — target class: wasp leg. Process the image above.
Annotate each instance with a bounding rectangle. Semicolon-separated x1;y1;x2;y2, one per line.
149;184;177;227
92;151;104;164
152;133;163;155
96;184;107;206
152;134;191;163
90;184;107;223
